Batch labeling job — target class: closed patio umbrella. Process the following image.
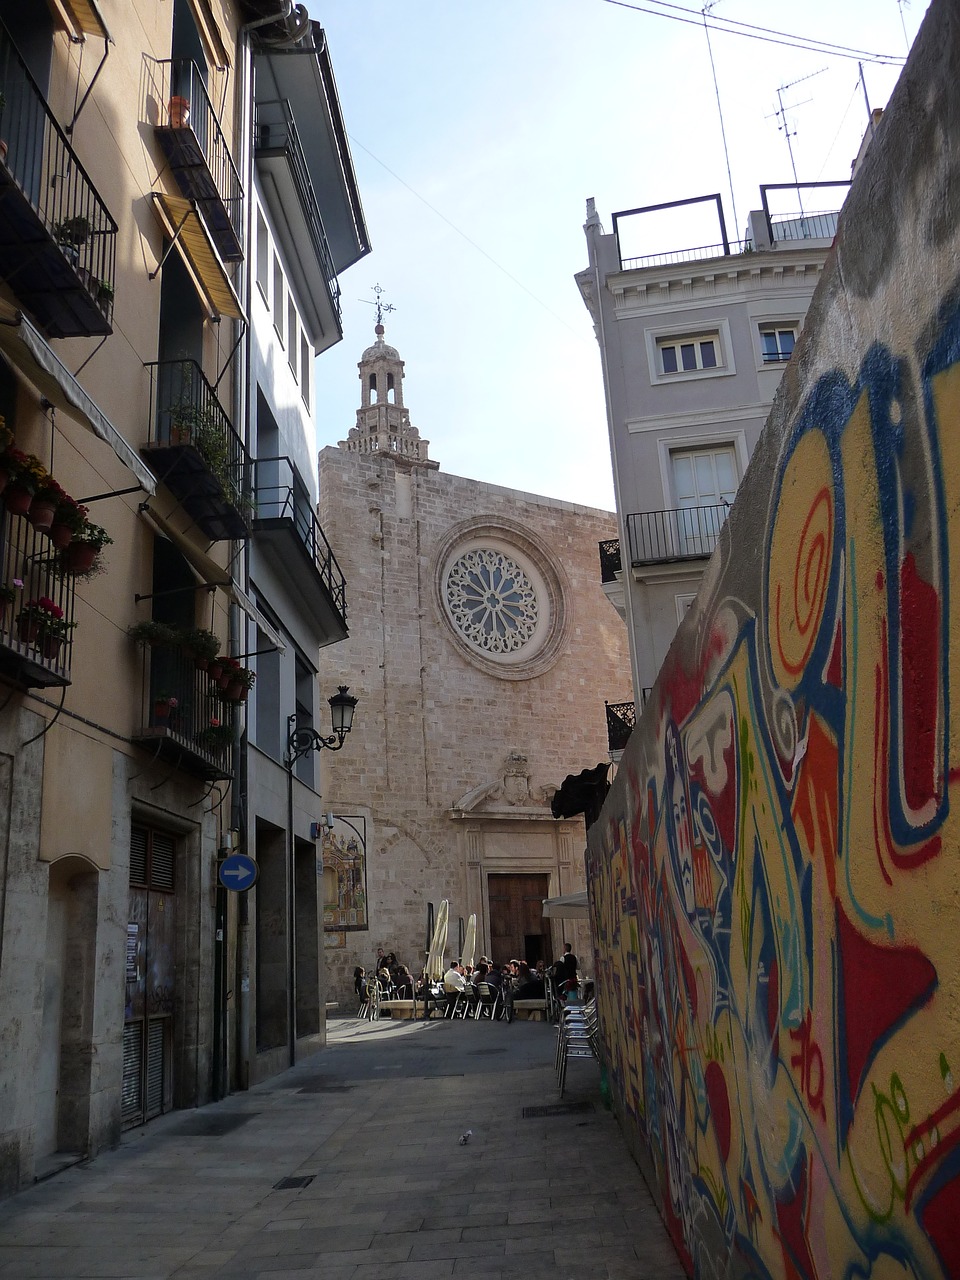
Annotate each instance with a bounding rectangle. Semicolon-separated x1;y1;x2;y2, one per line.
461;913;477;968
425;899;448;981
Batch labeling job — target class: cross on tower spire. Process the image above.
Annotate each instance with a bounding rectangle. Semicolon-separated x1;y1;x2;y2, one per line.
362;282;396;334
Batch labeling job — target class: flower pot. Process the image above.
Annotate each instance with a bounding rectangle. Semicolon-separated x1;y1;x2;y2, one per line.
38;633;63;661
50;523;74;550
224;680;244;701
17;616;39;645
4;483;33;517
207;661;223;681
60;542;98;574
193;654;209;671
168;96;190;129
217;672;231;690
28;498;57;531
170;423;192;445
153;701;172;725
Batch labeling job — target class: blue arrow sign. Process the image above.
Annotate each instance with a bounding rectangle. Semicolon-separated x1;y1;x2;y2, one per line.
218;853;258;892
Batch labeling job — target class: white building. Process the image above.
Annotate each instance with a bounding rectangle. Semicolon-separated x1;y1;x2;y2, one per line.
577;187;843;727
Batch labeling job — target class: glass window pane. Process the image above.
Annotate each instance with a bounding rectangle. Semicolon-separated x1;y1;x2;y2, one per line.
715;451;737;496
700;340;717;368
761;330;778;356
660;345;678;373
779;329;795;355
680;343;697;370
672;454;695;500
694;454;715;498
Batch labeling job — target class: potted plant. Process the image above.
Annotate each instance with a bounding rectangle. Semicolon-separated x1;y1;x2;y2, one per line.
50;495;89;551
127;620;180;648
96;280;114;307
55;214;91;248
0;578;20;626
2;448;47;516
17;596;75;659
225;664;256;701
153;693;178;726
217;654;241;690
60;519;113;574
196;719;233;753
168;95;190;129
181;626;220;670
29;477;67;533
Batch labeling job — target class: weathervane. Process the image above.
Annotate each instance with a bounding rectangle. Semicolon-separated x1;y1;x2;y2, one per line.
360;283;396;330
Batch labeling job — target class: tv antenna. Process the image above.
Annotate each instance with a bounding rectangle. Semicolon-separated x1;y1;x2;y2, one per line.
360;282;396;329
768;67;826;218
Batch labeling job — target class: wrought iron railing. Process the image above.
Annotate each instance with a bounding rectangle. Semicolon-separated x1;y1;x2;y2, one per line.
0;497;77;683
598;538;622;583
135;639;236;775
254;99;340;317
770;210;839;243
620;238;752;271
151;58;243;253
605;700;636;752
252;456;347;622
144;359;249;509
626;503;730;565
0;18;116;322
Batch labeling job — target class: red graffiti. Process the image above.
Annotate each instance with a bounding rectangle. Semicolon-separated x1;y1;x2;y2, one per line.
899;552;941;815
788;1008;827;1122
791;714;839;899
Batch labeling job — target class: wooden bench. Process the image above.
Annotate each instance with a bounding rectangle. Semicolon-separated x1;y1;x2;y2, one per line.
512;999;547;1021
378;999;417;1020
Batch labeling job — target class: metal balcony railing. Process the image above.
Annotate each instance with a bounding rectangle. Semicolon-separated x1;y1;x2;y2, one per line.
626;503;730;565
621;239;752;271
0;18;116;336
598;538;622;583
151;58;243;262
132;640;234;779
255;99;340;316
0;497;76;687
143;359;250;541
252;455;347;624
770;210;839;243
605;701;636;753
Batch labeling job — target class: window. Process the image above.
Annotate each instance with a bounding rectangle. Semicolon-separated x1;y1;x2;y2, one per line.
658;333;720;375
294;654;314;785
256;210;269;300
670;445;738;556
300;333;310;409
760;326;796;364
273;254;284;343
675;593;697;624
287;297;298;377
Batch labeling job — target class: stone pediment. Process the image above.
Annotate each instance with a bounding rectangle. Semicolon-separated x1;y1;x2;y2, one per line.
450;752;555;820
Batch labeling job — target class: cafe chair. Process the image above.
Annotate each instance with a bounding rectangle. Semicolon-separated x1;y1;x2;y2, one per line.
474;982;500;1020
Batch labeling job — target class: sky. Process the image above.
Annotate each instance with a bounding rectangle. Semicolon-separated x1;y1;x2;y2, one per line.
313;0;925;513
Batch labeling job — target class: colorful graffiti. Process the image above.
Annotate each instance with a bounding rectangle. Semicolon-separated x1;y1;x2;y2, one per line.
588;298;960;1278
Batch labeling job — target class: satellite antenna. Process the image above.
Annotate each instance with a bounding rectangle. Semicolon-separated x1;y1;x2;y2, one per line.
768;67;826;219
359;282;396;329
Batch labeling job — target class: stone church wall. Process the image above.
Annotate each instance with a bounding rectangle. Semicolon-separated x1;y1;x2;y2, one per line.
318;444;632;1004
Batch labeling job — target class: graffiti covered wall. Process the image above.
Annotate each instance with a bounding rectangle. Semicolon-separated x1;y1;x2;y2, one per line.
586;4;960;1277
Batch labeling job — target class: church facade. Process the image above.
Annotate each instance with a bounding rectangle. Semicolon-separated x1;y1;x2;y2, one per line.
317;326;632;1005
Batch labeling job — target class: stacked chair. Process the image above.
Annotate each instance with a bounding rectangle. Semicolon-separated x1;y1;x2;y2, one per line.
555;995;600;1097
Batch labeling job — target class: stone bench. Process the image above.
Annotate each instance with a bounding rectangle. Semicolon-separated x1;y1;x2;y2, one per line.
378;999;417;1020
512;999;547;1021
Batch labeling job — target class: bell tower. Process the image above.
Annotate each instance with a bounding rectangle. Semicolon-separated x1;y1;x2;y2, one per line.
339;305;437;468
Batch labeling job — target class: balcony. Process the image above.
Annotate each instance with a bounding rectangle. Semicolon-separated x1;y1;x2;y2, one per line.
151;59;243;263
141;360;250;542
130;641;233;780
0;498;76;688
252;456;347;644
605;701;636;753
598;538;622;584
254;99;341;351
626;503;729;566
0;20;116;338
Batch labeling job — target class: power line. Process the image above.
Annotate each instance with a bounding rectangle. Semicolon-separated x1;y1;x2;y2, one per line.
601;0;907;65
346;134;589;341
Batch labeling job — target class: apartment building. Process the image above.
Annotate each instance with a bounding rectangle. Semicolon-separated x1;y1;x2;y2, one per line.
577;186;843;745
0;0;365;1195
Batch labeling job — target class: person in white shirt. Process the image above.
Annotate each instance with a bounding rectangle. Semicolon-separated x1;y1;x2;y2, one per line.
443;962;467;992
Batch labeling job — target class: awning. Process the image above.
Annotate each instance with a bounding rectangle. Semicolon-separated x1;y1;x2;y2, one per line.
0;301;156;494
150;194;245;323
542;891;590;920
188;0;232;68
139;504;286;654
48;0;111;41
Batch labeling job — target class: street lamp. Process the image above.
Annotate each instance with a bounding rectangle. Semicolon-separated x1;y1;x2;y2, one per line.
284;686;359;1066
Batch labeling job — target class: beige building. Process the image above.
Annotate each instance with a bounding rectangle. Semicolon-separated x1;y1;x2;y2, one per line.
318;326;632;1005
0;0;365;1195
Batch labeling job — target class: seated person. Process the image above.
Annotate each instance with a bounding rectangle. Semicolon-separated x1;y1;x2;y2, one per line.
515;961;545;1001
353;966;366;998
443;961;467;992
393;965;414;998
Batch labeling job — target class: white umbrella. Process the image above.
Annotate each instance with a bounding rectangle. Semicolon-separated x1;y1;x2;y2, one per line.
425;899;448;981
461;914;477;967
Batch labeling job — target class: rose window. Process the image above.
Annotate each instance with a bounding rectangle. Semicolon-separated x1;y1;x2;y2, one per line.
444;548;539;654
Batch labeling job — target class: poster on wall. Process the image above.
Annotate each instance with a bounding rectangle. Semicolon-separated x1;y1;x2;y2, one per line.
322;815;368;932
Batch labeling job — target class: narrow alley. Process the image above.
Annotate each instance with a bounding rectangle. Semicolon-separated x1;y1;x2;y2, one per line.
0;1017;683;1279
